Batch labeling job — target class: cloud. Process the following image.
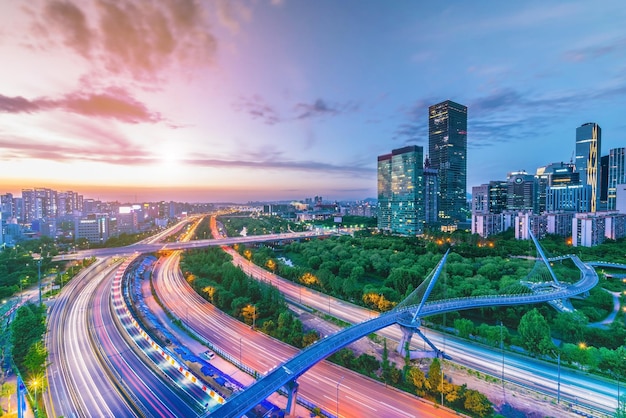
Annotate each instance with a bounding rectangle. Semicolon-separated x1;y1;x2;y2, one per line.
233;95;281;125
294;98;358;120
33;0;218;81
185;154;375;177
0;95;43;113
44;0;93;57
0;88;162;123
563;37;626;62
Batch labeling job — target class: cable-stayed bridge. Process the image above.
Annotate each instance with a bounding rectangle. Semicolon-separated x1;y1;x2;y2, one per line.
212;233;599;417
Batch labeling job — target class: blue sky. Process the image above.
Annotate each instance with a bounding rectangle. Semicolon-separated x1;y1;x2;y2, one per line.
1;0;625;202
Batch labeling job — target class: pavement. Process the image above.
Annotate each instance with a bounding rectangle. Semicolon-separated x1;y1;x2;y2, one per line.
139;256;312;417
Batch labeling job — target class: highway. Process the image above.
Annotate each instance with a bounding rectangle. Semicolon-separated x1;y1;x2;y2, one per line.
52;230;336;261
153;252;456;418
223;248;617;415
209;216;617;416
94;258;203;417
45;258;136;417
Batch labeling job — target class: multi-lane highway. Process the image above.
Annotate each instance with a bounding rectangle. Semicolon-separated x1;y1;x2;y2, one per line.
212;219;618;416
153;251;457;417
45;259;135;417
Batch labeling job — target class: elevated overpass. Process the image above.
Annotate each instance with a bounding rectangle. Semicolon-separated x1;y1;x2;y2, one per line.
52;230;338;261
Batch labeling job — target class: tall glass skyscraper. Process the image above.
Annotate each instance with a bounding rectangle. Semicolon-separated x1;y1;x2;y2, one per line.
428;100;467;229
575;122;601;212
377;146;424;235
608;147;626;210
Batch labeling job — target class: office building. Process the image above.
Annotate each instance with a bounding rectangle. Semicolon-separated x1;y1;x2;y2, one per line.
600;155;609;210
471;184;489;215
377;153;393;231
377;146;424;235
488;181;508;214
75;214;110;244
423;158;439;226
575;123;601;212
546;184;591;213
608;147;626;210
428;100;467;230
506;171;536;212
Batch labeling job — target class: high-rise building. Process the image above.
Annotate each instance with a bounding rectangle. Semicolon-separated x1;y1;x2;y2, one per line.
423;158;439;226
377;146;424;235
377;153;393;231
608;147;626;210
488;181;508;214
506;171;536;212
575;123;601;212
428;100;467;230
600;154;609;210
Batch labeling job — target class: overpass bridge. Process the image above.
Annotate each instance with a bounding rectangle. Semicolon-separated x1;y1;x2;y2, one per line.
211;238;599;417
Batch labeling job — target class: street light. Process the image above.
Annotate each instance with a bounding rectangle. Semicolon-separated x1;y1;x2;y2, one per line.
35;253;42;306
30;377;39;413
336;376;344;418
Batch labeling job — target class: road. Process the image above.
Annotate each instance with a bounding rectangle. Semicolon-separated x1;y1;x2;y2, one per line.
153;252;457;418
45;258;135;417
226;248;618;414
101;257;210;417
52;229;336;261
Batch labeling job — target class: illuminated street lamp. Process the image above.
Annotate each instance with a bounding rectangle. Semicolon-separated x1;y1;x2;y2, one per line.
30;377;40;413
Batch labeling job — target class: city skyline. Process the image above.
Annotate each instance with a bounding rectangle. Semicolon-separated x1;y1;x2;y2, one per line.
1;1;626;202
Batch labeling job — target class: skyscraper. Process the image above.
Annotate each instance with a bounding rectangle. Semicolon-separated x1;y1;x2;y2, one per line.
428;100;467;230
608;147;626;210
377;146;424;235
423;158;439;226
575;123;601;212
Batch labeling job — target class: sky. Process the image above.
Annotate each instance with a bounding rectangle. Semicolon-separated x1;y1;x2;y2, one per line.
1;0;626;203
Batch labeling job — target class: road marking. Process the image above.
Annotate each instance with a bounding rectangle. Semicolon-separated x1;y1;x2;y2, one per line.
379;401;415;417
346;395;377;411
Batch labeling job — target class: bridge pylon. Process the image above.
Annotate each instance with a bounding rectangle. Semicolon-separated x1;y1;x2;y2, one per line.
397;320;446;359
394;250;450;359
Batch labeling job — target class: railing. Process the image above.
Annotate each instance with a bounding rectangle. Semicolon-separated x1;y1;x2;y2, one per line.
212;254;600;417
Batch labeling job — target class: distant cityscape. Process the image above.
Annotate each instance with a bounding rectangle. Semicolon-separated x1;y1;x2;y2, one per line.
0;190;375;248
377;99;626;247
2;99;625;249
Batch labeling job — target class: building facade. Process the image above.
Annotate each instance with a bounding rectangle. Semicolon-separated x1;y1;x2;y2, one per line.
428;100;467;230
575;123;601;212
423;159;439;226
608;147;626;210
377;146;424;235
506;171;536;212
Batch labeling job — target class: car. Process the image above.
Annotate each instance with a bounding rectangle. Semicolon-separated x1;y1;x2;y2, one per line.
203;350;215;360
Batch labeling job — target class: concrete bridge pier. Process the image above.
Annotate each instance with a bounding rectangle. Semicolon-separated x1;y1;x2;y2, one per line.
284;380;299;416
397;324;444;359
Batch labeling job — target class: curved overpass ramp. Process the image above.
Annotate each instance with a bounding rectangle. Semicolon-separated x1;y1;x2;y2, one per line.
213;255;598;418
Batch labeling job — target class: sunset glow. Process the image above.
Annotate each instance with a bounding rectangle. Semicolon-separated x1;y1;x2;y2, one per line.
1;1;625;202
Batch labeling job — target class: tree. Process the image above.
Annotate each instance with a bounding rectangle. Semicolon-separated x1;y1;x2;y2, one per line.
407;367;430;396
454;318;474;339
0;382;15;414
428;358;443;395
24;341;48;377
464;389;493;417
517;308;554;355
